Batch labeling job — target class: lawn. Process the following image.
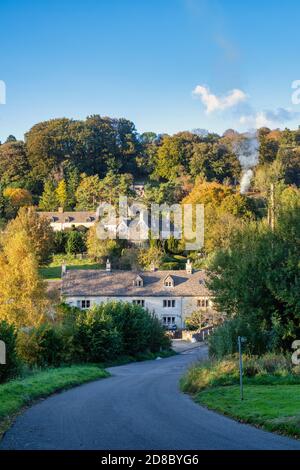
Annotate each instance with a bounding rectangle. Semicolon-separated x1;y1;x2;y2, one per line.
39;254;104;279
0;365;109;437
181;354;300;439
197;384;300;438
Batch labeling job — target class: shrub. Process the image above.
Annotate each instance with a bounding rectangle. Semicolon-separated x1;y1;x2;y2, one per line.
160;262;182;270
0;321;20;383
17;324;63;367
181;353;300;394
66;230;86;254
73;308;122;362
147;315;171;352
53;231;68;254
208;317;269;358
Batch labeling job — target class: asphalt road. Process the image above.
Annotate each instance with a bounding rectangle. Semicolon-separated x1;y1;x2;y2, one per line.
1;347;300;450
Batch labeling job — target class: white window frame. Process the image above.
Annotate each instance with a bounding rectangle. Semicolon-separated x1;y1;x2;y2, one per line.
163;299;176;308
132;299;145;307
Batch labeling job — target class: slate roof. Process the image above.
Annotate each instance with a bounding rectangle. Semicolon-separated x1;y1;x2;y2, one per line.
61;269;210;298
38;211;96;224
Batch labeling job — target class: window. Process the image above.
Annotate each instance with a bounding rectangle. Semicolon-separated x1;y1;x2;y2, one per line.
77;300;91;309
164;275;174;288
133;275;144;287
133;299;145;307
163;299;176;308
197;298;208;308
163;316;176;325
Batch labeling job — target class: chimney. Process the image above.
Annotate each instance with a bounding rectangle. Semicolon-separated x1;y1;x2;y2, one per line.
58;207;64;214
61;262;67;277
106;259;111;272
186;259;192;274
150;261;156;272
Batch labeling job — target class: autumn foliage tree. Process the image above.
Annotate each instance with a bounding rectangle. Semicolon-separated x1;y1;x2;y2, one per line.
0;230;48;327
4;207;54;264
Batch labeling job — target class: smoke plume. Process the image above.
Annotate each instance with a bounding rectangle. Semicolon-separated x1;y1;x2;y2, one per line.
234;132;259;194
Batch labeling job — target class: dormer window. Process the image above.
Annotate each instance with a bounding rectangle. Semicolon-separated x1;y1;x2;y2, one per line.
164;275;174;288
86;216;95;222
133;275;143;287
65;216;73;223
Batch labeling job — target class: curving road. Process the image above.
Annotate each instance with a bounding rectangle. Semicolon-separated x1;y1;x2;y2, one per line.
1;347;300;450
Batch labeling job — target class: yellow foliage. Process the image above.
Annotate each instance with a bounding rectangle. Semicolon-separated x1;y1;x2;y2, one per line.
3;187;33;207
0;230;48;327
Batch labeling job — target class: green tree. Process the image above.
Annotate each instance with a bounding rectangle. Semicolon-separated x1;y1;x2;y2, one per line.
75;174;101;210
0;141;30;186
39;180;59;211
86;225;118;260
66;230;86;254
208;203;300;354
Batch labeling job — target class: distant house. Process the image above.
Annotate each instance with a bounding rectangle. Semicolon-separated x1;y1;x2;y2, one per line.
61;260;216;329
131;182;145;198
38;208;97;231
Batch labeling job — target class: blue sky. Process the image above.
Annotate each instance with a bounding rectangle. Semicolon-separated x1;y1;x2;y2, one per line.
1;0;300;142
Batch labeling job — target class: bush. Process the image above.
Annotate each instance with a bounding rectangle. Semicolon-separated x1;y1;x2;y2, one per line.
17;324;63;367
66;230;86;254
208;317;269;359
53;231;68;254
181;353;300;394
73;308;122;362
15;301;171;369
0;321;20;383
147;315;171;352
101;302;169;355
160;262;182;270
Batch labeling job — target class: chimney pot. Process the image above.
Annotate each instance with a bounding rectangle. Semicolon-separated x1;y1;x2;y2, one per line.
186;259;193;274
61;262;67;277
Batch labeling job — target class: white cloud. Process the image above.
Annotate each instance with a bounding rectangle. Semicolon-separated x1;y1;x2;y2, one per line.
240;108;300;129
193;85;247;113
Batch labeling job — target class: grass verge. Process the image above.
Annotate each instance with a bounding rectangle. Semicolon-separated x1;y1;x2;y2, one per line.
181;354;300;439
0;365;109;439
197;385;300;438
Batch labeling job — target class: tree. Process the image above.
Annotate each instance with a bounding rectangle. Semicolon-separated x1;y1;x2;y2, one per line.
138;245;164;269
39;180;59;211
75;174;101;210
0;141;30;186
3;187;33;209
25;118;86;181
56;179;68;209
0;230;48;327
208;204;300;353
66;165;80;209
86;225;118;260
4;206;54;264
66;230;86;254
98;171;134;204
155;135;189;180
182;181;254;253
5;135;17;143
